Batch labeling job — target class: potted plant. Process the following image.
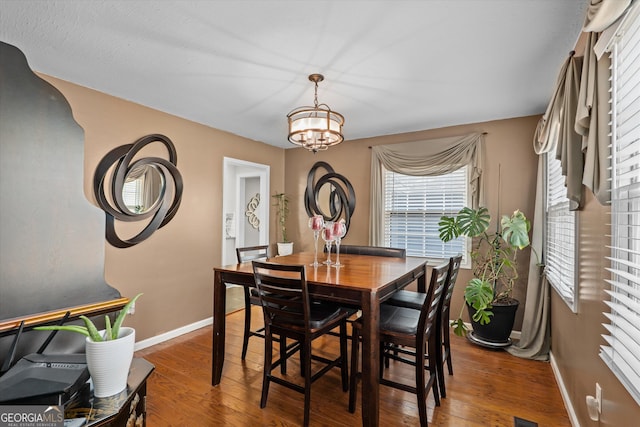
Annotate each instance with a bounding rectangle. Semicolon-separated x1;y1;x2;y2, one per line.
438;207;534;346
272;192;293;256
35;293;142;397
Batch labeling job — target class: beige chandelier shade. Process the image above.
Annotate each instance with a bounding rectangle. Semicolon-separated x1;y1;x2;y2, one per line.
287;74;344;152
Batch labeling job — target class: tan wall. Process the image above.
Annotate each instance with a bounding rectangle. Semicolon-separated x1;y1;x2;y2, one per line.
284;115;540;330
551;191;640;426
39;74;285;342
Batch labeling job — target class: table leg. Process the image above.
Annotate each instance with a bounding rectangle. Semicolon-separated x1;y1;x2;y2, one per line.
212;270;226;385
360;291;380;427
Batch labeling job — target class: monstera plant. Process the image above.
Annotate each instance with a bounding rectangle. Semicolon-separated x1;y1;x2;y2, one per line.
439;207;533;341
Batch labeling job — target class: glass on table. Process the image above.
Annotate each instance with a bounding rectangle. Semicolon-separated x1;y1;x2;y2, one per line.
332;220;347;268
322;221;335;265
308;215;324;267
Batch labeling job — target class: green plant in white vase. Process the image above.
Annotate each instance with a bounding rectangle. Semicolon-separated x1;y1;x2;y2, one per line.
35;293;143;397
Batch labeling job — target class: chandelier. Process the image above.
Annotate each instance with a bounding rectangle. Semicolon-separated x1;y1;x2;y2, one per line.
287;74;344;153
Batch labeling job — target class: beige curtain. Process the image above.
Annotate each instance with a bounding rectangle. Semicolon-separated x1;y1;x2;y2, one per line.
533;54;584;210
583;0;631;32
576;0;631;205
369;133;485;245
514;53;582;360
507;155;550;361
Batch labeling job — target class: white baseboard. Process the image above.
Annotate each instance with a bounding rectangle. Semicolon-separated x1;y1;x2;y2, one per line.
550;351;580;427
134;317;213;351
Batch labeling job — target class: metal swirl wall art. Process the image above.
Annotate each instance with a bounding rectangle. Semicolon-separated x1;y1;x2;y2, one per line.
93;134;183;248
304;161;356;234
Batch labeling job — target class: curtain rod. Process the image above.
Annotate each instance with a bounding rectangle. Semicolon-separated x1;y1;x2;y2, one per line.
368;131;488;148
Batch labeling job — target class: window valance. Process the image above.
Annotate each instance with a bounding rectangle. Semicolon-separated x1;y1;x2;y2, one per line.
369;132;485;245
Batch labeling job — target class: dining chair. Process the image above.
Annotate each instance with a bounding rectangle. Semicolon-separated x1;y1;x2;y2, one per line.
324;244;406;337
235;245;269;360
327;244;406;258
384;255;463;398
252;260;351;427
348;262;449;426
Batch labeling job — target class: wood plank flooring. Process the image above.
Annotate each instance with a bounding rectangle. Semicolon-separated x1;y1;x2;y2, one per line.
136;307;570;426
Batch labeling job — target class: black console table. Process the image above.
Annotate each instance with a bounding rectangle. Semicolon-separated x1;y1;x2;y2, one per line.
65;358;154;426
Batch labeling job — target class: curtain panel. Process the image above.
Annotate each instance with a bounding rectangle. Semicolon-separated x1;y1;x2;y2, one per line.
369;132;485;245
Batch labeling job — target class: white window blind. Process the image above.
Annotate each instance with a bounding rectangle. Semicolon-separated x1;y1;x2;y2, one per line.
545;151;577;312
383;166;469;264
600;3;640;406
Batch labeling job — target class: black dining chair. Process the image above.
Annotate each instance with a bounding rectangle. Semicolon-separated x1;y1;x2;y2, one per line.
348;262;449;426
384;255;463;398
235;245;270;360
252;260;351;427
327;244;406;258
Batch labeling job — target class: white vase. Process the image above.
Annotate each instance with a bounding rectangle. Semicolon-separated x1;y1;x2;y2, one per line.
277;242;294;256
85;327;135;397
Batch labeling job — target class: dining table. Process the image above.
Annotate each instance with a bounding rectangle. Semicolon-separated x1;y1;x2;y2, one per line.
211;251;428;427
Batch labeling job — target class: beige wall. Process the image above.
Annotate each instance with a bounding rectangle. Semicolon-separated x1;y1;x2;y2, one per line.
284;115;540;330
552;191;640;426
39;74;285;342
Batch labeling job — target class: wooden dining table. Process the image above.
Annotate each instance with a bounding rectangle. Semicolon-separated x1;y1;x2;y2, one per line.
211;251;428;427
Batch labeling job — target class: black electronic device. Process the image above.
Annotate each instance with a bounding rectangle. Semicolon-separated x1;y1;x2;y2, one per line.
0;312;89;405
0;352;89;405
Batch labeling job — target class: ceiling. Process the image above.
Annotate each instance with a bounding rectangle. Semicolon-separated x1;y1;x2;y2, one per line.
0;0;589;149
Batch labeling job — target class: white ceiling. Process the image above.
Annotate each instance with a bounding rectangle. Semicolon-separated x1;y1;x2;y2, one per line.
0;0;588;149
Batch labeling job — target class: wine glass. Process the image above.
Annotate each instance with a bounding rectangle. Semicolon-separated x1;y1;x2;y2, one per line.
332;220;347;268
308;215;324;267
322;221;335;265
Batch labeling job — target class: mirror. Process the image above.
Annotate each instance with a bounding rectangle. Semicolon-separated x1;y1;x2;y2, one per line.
122;164;164;214
304;161;355;234
93;134;183;248
316;182;342;220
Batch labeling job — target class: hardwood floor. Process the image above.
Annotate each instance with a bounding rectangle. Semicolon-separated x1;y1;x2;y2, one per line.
136;307;570;426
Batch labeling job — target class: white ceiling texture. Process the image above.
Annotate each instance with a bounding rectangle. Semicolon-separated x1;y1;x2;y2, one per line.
0;0;589;149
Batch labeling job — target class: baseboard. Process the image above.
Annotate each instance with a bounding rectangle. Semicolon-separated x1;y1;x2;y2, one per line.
134;317;213;351
550;351;580;427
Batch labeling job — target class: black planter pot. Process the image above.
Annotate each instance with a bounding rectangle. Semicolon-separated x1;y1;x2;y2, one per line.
467;299;519;349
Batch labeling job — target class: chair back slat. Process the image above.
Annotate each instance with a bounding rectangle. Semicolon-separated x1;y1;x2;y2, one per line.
236;245;269;263
441;254;463;315
252;261;309;330
419;262;449;336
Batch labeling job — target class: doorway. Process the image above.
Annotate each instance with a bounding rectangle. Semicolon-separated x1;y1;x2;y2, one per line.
222;158;270;312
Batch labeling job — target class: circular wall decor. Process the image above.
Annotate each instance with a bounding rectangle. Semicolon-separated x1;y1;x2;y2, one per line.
93;134;183;248
304;161;355;234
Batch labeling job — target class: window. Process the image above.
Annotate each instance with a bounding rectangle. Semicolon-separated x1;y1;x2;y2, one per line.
383;165;470;265
600;3;640;406
545;151;577;311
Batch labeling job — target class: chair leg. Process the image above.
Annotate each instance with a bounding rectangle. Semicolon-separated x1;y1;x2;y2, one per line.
241;288;252;360
340;321;348;391
436;331;447;399
416;344;428;426
260;331;273;408
348;327;360;413
303;340;313;427
280;336;287;375
444;330;453;375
